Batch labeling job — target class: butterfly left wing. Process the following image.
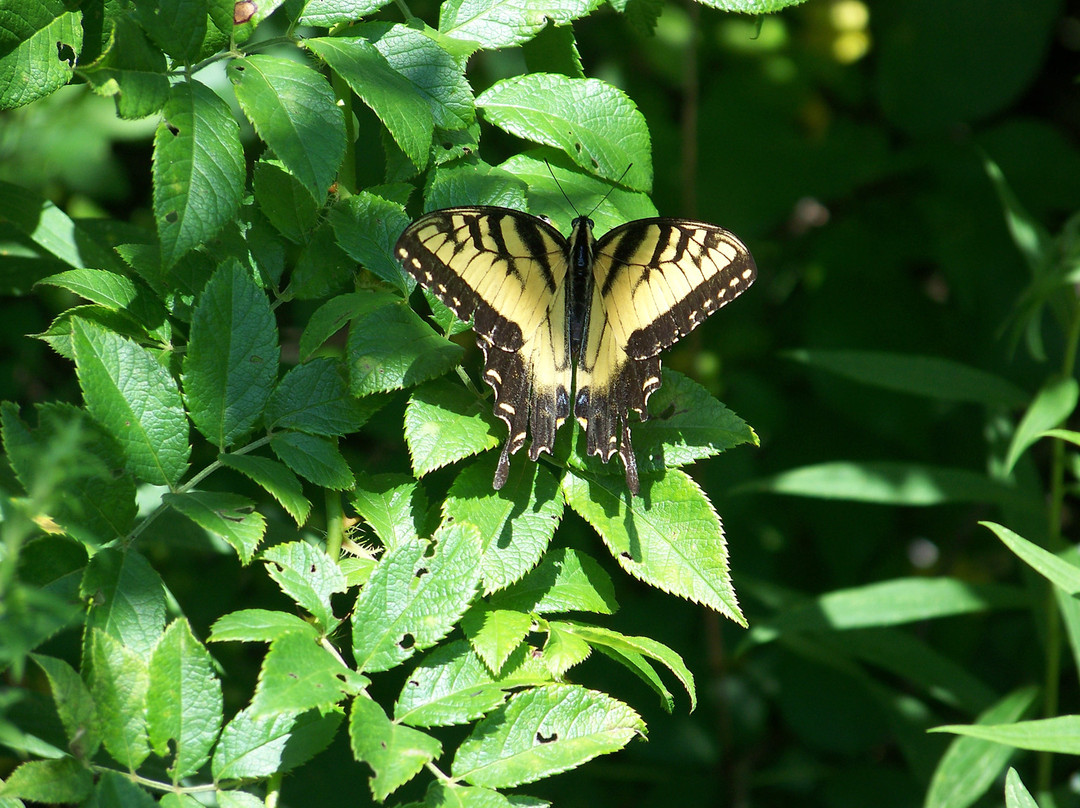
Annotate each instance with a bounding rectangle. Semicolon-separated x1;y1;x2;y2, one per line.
395;207;573;488
575;218;756;494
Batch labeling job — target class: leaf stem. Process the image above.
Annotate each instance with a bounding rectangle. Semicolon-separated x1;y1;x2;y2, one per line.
325;488;345;560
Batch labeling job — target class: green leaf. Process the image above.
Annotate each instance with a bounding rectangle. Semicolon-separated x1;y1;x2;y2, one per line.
133;0;206;62
164;491;266;564
251;632;366;717
635;370;758;473
146;619;223;779
81;548;166;659
298;292;367;361
90;770;160;807
0;1;81;111
348;291;464;395
368;23;476;131
305;36;433;171
270;431;356;490
220;453;312;526
462;605;533;673
758;578;1029;637
557;621;696;711
982;520;1080;595
563;468;744;623
261;541;346;631
786;350;1028;408
522;21;584;78
352;523;483;672
209;609;320;644
0;757;92;803
228;54;346;203
738;461;1034;508
394;640;550;728
477;74;652;190
445;456;564;594
31;654;101;760
1004;376;1078;473
439;0;601;50
452;684;644;787
931;715;1080;755
36;268;168;342
328;192;413;293
351;472;429;551
984;157;1051;274
153;80;245;267
404;379;500;478
1005;768;1039;808
265;357;371;436
183;261;280;448
300;0;394;25
696;0;811;10
490;548;618;615
350;696;442;801
252;159;321;243
424;159;528;211
88;630;150;770
213;706;342;780
78;15;169;119
925;686;1038;808
72;318;190;487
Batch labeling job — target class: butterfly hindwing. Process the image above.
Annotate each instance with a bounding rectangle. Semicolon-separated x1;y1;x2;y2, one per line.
574;218;756;492
395;207;573;486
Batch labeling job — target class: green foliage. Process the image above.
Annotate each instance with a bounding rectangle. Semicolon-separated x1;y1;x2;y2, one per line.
1;0;1078;806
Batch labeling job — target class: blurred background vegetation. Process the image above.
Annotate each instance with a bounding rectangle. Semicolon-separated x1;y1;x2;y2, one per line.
3;0;1079;805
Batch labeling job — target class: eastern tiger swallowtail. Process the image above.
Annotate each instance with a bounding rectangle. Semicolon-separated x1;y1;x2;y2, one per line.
395;206;756;495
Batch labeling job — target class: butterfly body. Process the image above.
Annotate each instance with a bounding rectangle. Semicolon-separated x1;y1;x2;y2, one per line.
395;206;756;495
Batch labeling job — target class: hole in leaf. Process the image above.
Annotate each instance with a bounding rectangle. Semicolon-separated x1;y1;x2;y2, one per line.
591;158;599;168
415;566;429;579
165;211;178;223
574;142;582;152
399;633;415;649
536;731;557;744
166;124;180;136
234;0;256;23
442;141;453;150
56;41;76;67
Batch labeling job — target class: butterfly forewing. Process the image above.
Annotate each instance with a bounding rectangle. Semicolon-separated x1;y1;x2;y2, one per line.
395;207;573;487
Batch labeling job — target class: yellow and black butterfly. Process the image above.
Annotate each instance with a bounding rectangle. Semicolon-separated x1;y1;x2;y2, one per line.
395;207;756;495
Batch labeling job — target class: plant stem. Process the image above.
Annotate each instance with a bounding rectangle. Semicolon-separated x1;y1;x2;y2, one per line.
325;488;345;560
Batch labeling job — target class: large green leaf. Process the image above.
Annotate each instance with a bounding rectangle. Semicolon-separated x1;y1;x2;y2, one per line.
439;0;601;50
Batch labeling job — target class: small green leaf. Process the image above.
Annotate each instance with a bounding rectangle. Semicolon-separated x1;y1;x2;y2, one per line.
261;541;347;631
133;0;206;61
926;686;1038;808
564;468;744;623
1004;377;1078;473
1005;768;1039;808
351;472;429;551
558;621;696;710
164;491;266;564
490;548;618;615
445;456;563;594
349;696;442;801
462;605;533;673
146;619;223;779
439;0;601;50
982;520;1080;595
265;357;371;437
300;0;394;25
452;684;644;787
220;453;312;526
183;261;280;448
348;293;463;395
270;432;356;490
31;654;101;760
91;770;160;807
984;157;1051;274
352;524;483;673
931;715;1080;755
72;318;190;487
738;461;1034;508
404;379;500;478
88;630;150;770
0;4;81;111
328;192;413;292
228;54;346;203
305;36;433;171
251;632;366;717
78;15;169;119
0;757;92;803
541;622;592;677
786;350;1028;408
253;159;321;242
153;81;245;267
81;548;166;659
209;609;320;644
298;292;367;361
212;706;343;780
477;74;651;190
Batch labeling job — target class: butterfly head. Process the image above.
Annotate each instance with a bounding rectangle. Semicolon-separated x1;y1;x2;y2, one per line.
569;217;596;270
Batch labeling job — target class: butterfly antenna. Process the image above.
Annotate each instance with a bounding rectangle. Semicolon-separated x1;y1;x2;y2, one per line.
584;163;633;220
545;160;580;217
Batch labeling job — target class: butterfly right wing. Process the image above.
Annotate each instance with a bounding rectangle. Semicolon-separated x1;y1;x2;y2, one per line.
395;207;572;487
